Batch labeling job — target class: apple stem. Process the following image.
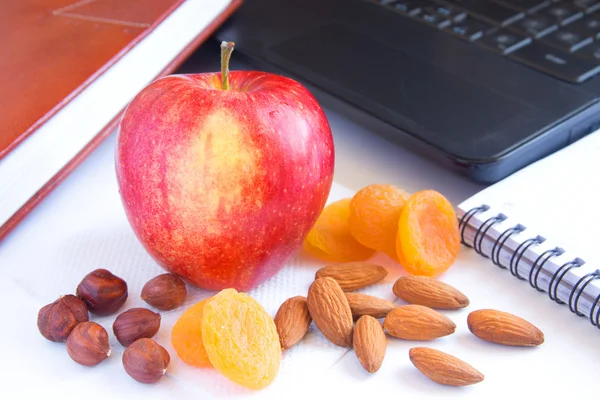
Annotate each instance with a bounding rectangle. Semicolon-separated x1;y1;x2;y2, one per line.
220;41;235;90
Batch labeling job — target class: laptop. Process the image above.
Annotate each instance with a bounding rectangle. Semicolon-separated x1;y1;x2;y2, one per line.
215;0;600;183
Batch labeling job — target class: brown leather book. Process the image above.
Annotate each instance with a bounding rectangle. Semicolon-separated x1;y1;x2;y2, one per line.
0;0;242;241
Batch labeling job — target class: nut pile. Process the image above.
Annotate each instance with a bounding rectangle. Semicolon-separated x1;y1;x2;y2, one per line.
37;269;188;384
37;263;545;389
274;262;545;387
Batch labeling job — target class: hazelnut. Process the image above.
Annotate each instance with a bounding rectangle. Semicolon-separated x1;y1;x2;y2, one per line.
141;273;187;311
37;295;89;342
113;308;161;347
66;321;111;366
76;269;128;315
122;338;170;383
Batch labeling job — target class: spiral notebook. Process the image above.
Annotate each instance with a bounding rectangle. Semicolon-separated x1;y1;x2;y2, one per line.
457;130;600;331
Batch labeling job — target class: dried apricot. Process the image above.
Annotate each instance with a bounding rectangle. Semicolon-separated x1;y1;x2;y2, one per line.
396;190;460;277
349;184;410;258
304;199;375;262
202;289;281;390
171;298;212;368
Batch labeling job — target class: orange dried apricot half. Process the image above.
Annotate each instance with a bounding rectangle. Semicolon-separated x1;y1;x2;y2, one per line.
349;184;410;258
396;190;460;277
201;289;281;390
304;198;375;262
171;298;212;367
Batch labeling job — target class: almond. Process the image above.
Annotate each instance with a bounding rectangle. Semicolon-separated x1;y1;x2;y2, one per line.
345;292;397;320
383;305;456;340
409;347;484;386
315;263;387;291
307;277;354;347
274;296;312;350
467;309;544;347
353;315;386;373
393;276;469;310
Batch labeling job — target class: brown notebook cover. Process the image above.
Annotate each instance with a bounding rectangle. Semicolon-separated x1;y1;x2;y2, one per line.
0;0;242;240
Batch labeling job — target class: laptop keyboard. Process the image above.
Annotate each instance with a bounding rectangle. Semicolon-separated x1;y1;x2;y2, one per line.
372;0;600;83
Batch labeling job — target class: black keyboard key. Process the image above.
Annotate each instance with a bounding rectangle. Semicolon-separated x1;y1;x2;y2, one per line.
444;0;524;25
570;13;600;38
388;0;429;15
509;41;600;82
431;2;466;21
417;7;452;28
574;0;600;13
543;29;594;51
576;41;600;60
539;2;584;25
510;14;558;37
493;0;550;13
478;29;531;54
445;16;494;41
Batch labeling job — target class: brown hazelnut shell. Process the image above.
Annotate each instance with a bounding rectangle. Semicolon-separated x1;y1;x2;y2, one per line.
113;308;161;347
141;273;187;311
122;338;170;383
76;269;128;316
66;321;111;366
37;295;89;342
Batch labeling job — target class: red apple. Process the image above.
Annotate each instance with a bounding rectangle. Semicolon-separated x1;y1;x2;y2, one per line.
115;42;334;291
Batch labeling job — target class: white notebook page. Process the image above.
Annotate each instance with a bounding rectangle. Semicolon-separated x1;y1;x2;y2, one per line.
459;129;600;269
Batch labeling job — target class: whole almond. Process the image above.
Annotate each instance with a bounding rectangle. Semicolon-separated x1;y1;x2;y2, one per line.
307;277;354;347
345;292;397;319
315;263;387;291
409;347;484;386
274;296;312;350
467;309;544;346
353;315;386;373
393;276;469;310
383;305;456;340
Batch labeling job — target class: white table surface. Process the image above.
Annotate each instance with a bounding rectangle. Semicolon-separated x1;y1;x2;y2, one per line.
0;41;495;398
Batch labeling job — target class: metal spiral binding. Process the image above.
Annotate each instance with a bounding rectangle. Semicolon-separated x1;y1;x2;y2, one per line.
490;224;525;268
591;294;600;328
473;214;506;257
568;269;600;316
548;258;585;304
461;204;599;331
529;248;564;292
509;236;544;280
459;205;488;247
